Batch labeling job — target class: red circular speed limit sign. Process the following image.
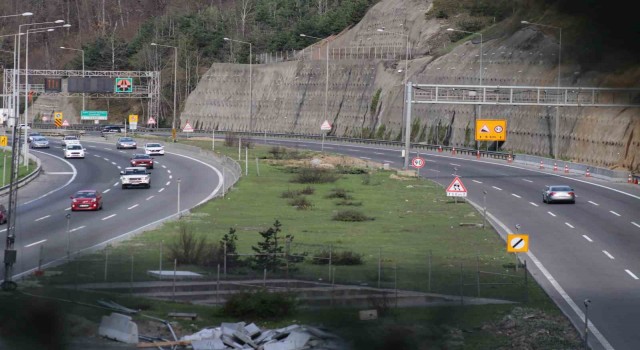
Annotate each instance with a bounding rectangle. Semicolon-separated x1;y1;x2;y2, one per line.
411;157;426;169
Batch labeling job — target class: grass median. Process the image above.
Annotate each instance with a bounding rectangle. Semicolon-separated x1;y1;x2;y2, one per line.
20;138;580;349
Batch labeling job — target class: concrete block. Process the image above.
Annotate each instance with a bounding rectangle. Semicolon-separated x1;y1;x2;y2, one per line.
359;309;378;320
191;338;226;350
244;323;261;338
221;322;245;336
263;341;294;350
181;328;222;341
98;312;139;344
286;331;311;348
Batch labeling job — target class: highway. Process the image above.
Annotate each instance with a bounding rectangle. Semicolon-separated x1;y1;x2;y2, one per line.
1;136;223;282
259;137;640;350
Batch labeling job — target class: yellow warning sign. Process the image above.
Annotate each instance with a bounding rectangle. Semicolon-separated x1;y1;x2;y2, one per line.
475;119;506;141
54;112;63;127
0;136;7;147
128;114;138;124
507;234;529;253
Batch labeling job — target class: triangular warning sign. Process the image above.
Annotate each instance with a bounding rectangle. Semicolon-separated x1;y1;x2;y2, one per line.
182;121;194;132
147;116;156;125
320;120;332;131
62;120;70;127
446;176;468;193
480;124;490;133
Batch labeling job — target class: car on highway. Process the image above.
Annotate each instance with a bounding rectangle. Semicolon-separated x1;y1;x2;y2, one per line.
101;125;123;136
18;124;30;130
116;137;137;149
120;166;151;189
30;136;50;149
27;132;42;143
542;185;575;204
64;144;86;159
130;154;154;169
70;190;103;211
144;143;165;156
61;135;81;147
0;204;6;224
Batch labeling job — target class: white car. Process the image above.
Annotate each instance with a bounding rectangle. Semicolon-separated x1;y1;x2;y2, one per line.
64;144;85;159
144;143;165;156
120;167;151;189
62;135;81;147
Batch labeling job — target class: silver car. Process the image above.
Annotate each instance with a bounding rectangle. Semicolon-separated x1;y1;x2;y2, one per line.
116;137;137;149
30;136;50;149
542;185;575;204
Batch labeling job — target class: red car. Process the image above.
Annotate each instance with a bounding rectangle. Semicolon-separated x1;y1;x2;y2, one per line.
0;204;7;224
70;190;103;211
130;154;154;169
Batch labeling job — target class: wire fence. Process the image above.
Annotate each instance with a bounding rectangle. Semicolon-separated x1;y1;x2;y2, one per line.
257;45;412;64
37;239;530;307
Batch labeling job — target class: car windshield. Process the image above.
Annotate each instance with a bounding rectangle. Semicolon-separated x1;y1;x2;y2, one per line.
146;144;161;148
551;186;572;191
34;137;47;141
125;169;147;175
133;155;150;159
65;136;78;140
68;145;82;150
74;191;96;198
120;138;133;142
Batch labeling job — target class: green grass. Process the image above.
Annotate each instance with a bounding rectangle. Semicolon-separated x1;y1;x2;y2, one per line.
0;150;37;187
16;139;581;349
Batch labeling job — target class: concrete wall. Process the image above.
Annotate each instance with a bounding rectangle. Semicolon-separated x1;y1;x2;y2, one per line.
180;0;640;172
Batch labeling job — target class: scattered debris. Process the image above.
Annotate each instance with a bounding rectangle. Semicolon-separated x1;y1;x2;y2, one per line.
98;313;139;344
169;312;198;320
358;309;378;320
97;299;139;314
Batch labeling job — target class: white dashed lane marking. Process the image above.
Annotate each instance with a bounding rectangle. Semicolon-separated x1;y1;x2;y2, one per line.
582;235;593;242
522;179;533;183
529;202;539;207
35;215;50;222
472;180;482;184
625;270;639;280
167;169;171;173
104;158;109;161
633;222;640;229
65;207;71;211
103;189;110;193
146;196;154;200
24;239;46;248
101;214;116;221
93;154;101;157
169;175;173;179
512;194;521;198
603;251;615;260
162;165;167;169
548;212;556;217
492;186;502;191
113;182;119;187
588;201;599;206
565;223;574;228
69;226;86;232
158;188;165;193
610;211;621;217
450;163;461;167
128;204;139;210
373;152;385;155
165;181;170;186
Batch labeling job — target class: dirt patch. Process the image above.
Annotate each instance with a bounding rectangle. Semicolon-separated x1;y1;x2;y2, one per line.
266;153;382;170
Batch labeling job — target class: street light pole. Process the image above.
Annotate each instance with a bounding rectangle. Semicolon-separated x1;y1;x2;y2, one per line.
447;28;483;151
150;43;178;142
223;38;253;131
521;21;562;159
59;46;85;111
583;299;591;349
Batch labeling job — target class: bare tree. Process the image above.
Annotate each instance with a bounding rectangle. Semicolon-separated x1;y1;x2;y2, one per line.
239;0;253;37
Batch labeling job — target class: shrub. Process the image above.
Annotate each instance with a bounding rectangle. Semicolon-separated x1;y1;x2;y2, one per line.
300;186;315;195
281;189;301;198
168;224;207;265
222;289;297;319
290;167;339;184
335;165;368;174
311;249;364;265
435;9;448;19
289;196;313;210
224;132;238;147
326;188;352;200
333;210;374;222
336;200;362;206
268;146;287;159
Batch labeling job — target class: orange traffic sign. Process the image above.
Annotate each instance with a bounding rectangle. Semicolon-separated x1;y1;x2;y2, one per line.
507;234;529;253
475;119;506;141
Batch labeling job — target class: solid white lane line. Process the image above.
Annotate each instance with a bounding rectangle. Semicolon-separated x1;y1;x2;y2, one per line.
632;222;640;228
588;201;599;206
529;202;539;207
101;214;116;221
512;194;521;198
450;163;461;167
582;235;593;242
128;204;139;210
103;189;111;193
383;160;394;164
113;182;119;187
69;226;85;232
625;269;639;280
158;188;165;193
602;251;615;260
609;211;621;217
373;152;385;155
548;211;556;217
46;172;74;175
522;179;533;183
565;222;574;228
146;196;154;200
35;215;50;222
25;239;47;248
492;186;502;191
165;181;170;186
472;180;482;184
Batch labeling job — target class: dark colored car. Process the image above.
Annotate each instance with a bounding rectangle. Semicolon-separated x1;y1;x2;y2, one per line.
130;154;154;169
0;204;7;224
101;125;123;136
70;190;103;211
542;185;576;204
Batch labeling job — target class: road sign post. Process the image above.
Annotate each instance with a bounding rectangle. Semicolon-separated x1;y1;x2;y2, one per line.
320;120;331;151
411;156;425;176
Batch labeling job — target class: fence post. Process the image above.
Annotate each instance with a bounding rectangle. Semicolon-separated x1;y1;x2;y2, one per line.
428;250;432;292
130;255;134;294
173;259;177;301
104;247;108;282
328;244;332;282
216;264;220;304
263;268;267;287
377;248;381;288
459;262;464;305
394;262;398;309
159;240;163;272
476;254;481;297
224;241;227;279
255;158;260;176
524;259;529;303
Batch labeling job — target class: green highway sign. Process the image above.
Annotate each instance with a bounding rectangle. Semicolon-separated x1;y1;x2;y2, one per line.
81;110;108;120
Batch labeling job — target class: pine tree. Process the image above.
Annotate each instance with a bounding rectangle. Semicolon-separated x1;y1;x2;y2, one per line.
252;220;293;272
221;227;239;268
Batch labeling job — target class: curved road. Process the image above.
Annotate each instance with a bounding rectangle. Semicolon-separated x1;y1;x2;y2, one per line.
261;137;640;350
1;137;222;281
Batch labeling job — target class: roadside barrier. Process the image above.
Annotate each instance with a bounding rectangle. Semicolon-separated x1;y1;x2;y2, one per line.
586;168;591;177
539;161;544;169
452;147;456;155
564;164;569;173
553;162;558;171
